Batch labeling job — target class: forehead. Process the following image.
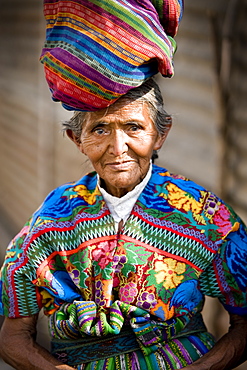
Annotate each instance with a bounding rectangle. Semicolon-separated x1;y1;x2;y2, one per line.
84;99;150;124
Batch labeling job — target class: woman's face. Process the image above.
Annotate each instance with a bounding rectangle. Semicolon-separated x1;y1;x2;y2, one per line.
75;100;169;197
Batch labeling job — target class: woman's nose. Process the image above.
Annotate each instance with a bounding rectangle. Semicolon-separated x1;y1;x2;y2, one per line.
108;130;128;156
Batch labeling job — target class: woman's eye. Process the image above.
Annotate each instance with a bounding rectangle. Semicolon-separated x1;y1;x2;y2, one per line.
93;127;105;135
129;124;140;132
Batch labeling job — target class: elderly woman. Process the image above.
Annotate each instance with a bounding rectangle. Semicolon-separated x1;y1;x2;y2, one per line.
0;78;247;370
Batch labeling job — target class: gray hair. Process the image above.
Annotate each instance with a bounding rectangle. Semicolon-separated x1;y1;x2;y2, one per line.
62;77;172;138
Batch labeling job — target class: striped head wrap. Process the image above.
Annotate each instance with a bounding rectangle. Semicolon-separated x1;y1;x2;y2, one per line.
40;0;184;111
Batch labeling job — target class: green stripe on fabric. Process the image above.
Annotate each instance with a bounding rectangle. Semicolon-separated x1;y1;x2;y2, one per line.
151;0;164;21
176;337;201;363
136;350;150;370
50;17;146;64
199;332;216;350
88;0;172;52
148;352;163;370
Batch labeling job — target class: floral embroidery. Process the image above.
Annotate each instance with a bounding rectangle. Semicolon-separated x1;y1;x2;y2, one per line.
68;268;80;285
112;254;127;273
2;164;246;333
92;241;117;269
73;185;101;204
213;204;234;236
95;278;113;307
163;183;203;214
154;258;186;289
204;194;220;220
119;281;138;304
136;286;157;310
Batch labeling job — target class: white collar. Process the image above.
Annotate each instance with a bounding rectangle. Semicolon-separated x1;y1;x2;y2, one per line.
98;163;152;225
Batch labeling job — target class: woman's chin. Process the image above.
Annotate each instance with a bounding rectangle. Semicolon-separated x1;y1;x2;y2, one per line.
103;172;141;197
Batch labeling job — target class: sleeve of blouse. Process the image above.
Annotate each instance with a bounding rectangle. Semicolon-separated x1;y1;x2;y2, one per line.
199;213;247;315
0;217;43;318
0;182;80;318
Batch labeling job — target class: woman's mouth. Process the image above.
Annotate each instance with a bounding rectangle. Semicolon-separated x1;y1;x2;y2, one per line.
106;160;134;171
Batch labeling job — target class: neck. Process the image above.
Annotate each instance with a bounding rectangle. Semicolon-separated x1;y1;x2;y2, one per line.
100;179;133;197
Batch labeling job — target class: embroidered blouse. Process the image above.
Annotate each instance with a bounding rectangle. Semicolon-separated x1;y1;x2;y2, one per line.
98;163;152;228
0;165;247;327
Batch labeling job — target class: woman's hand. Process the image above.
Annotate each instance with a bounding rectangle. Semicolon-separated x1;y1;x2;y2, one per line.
0;315;75;370
182;313;247;370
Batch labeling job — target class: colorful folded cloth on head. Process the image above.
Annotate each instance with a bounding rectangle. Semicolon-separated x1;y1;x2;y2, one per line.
40;0;184;111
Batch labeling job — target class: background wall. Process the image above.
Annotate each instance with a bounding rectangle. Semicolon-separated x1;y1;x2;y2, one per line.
0;0;246;368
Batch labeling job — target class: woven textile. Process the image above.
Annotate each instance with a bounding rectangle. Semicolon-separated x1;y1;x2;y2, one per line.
1;165;247;368
49;311;210;367
40;0;184;111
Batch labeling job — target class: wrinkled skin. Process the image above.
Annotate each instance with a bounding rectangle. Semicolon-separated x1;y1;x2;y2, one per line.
0;314;74;370
67;99;168;197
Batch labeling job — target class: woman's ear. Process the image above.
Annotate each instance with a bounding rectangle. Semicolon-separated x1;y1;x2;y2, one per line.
153;125;171;151
66;129;82;150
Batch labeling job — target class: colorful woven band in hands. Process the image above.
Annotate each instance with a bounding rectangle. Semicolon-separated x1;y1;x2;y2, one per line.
40;0;184;111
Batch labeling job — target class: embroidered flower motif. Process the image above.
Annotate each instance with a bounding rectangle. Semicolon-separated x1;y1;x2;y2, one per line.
95;280;106;306
164;183;202;214
204;194;220;220
136;290;157;310
73;185;101;205
154;258;186;289
92;241;117;269
213;204;233;236
68;268;80;285
119;282;138;304
94;278;113;307
112;254;127;273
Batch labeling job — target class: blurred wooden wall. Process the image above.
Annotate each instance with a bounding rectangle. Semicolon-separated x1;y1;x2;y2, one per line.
0;1;246;368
